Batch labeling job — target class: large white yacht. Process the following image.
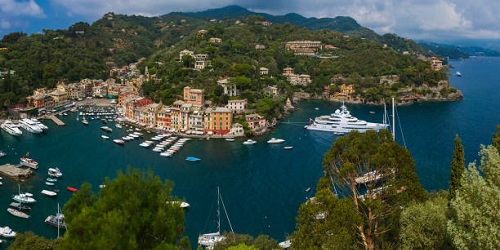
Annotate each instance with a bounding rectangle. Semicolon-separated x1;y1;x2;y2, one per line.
30;118;48;130
305;103;388;134
1;120;23;136
19;118;43;133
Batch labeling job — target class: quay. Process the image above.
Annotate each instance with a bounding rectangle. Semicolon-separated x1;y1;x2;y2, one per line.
0;163;33;180
47;115;65;126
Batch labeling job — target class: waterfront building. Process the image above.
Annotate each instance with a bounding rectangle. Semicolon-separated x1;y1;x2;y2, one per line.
245;113;267;132
205;107;232;135
188;111;205;134
229;123;245;137
331;84;356;100
27;88;55;114
287;74;312;86
170;100;183;131
156;106;172;130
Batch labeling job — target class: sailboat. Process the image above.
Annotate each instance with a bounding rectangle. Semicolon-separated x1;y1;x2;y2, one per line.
45;203;67;238
198;187;234;249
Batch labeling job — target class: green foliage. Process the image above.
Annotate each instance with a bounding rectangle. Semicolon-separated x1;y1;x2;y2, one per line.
449;135;465;201
291;178;360;249
447;145;500;249
8;231;62;250
59;167;186;250
322;130;426;249
400;191;451;249
492;125;500;153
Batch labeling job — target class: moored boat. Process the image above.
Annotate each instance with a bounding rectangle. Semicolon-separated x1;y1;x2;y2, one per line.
66;186;78;192
100;126;113;132
283;146;294;150
19;118;43;133
48;167;63;178
101;135;109;139
7;208;30;219
9;202;31;211
0;120;23;136
0;226;17;238
267;138;285;144
20;156;38;169
186;156;201;162
305;103;388;134
243;139;257;145
41;190;57;197
13;185;37;204
113;139;125;145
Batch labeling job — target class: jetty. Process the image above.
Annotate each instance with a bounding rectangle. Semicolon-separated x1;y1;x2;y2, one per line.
47;115;65;126
0;164;33;180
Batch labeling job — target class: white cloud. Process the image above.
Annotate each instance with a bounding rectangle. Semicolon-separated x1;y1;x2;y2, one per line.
0;0;45;17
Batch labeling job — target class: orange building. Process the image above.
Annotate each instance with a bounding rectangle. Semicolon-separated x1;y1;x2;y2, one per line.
204;107;232;135
183;86;205;106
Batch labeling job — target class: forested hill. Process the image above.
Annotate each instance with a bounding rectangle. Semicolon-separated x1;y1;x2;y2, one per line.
0;5;451;109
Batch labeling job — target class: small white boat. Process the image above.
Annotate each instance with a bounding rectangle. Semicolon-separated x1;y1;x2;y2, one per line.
20;157;38;169
0;150;6;157
225;138;235;142
48;167;63;178
0;226;17;238
45;182;55;186
283;146;294;150
100;126;113;132
113;139;125;145
41;190;57;197
455;71;462;77
7;208;30;219
82;118;89;125
115;123;123;128
267;138;285;144
243;139;257;145
101;135;109;139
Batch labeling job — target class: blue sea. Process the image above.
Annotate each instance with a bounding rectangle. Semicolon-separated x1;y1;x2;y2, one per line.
0;56;499;248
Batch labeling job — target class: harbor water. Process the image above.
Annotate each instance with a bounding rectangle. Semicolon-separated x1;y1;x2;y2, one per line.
0;56;499;247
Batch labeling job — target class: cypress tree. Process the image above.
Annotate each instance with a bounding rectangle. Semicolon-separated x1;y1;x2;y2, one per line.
449;134;465;201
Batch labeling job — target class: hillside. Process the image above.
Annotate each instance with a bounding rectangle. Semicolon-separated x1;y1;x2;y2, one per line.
0;6;458;115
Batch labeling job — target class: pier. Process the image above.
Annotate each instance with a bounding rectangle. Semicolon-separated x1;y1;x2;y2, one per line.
47;115;65;126
0;163;33;180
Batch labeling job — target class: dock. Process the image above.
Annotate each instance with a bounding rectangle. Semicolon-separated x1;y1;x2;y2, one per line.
48;115;65;126
0;164;33;180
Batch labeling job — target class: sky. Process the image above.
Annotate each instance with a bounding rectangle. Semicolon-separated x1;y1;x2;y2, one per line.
0;0;499;47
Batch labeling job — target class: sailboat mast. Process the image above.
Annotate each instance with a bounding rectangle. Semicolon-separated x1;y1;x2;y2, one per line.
57;203;60;238
392;97;395;140
217;186;221;234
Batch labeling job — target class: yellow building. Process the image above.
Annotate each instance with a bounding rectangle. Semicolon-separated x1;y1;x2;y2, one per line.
204;107;232;135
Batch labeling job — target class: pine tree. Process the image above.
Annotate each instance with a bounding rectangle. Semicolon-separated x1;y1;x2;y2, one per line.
449;134;465;201
492;125;500;152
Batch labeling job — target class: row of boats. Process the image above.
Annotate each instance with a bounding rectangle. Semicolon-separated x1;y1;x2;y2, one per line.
0;118;48;136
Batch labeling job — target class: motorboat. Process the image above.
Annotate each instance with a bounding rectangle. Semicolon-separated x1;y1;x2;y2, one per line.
113;139;125;145
19;118;43;133
115;123;123;128
45;182;55;186
20;157;38;169
1;120;23;136
455;71;462;77
41;190;57;197
46;177;58;182
225;138;235;142
305;103;388;134
13;192;37;204
101;135;109;139
167;200;190;208
283;146;294;150
48;167;63;178
243;139;257;145
82;117;89;125
0;226;17;238
100;126;113;132
267;138;285;144
7;208;30;218
66;186;78;192
0;150;6;157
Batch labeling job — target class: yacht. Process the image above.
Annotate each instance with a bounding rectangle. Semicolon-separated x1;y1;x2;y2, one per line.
7;208;30;218
305;103;388;134
30;118;48;130
45;204;67;230
1;120;23;136
41;190;57;197
100;126;113;132
19;118;43;133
